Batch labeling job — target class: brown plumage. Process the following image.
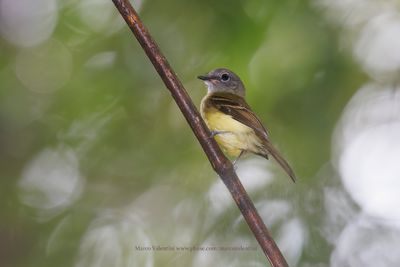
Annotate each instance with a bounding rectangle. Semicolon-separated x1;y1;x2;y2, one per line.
199;68;296;182
203;92;296;182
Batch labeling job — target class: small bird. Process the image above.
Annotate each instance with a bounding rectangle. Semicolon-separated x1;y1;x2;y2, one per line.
198;68;296;182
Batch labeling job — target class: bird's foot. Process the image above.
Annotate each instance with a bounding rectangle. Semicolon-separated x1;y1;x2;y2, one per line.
210;130;230;138
232;150;246;170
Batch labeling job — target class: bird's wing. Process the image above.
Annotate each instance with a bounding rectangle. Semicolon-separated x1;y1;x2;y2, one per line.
208;93;269;139
208;93;296;182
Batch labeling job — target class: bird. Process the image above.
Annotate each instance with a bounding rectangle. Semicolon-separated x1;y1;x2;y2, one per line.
198;68;296;182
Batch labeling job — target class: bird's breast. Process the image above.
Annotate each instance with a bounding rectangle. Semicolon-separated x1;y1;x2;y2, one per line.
201;104;262;157
204;107;250;133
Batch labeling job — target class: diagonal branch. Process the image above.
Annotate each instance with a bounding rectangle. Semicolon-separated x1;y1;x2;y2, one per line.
111;1;289;266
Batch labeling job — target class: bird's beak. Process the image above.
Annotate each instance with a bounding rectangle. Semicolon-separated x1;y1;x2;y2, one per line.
197;75;210;81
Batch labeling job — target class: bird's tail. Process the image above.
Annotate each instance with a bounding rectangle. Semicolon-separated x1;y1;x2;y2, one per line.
262;142;296;182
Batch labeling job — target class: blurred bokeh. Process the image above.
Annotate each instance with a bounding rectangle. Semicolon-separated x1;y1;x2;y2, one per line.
1;0;400;266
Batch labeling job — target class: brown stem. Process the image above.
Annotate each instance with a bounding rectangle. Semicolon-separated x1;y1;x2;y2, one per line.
111;1;289;266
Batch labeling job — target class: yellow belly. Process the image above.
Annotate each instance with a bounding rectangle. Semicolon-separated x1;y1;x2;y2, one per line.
202;108;262;157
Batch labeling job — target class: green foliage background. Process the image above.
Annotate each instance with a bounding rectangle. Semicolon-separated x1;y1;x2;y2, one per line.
0;0;370;266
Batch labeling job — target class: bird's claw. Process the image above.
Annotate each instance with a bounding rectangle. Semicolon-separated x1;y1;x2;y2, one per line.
210;130;230;138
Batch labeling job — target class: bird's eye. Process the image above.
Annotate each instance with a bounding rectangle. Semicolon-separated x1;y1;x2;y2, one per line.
221;73;230;82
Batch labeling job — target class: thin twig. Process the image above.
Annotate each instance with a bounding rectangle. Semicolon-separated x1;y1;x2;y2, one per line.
111;1;289;266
